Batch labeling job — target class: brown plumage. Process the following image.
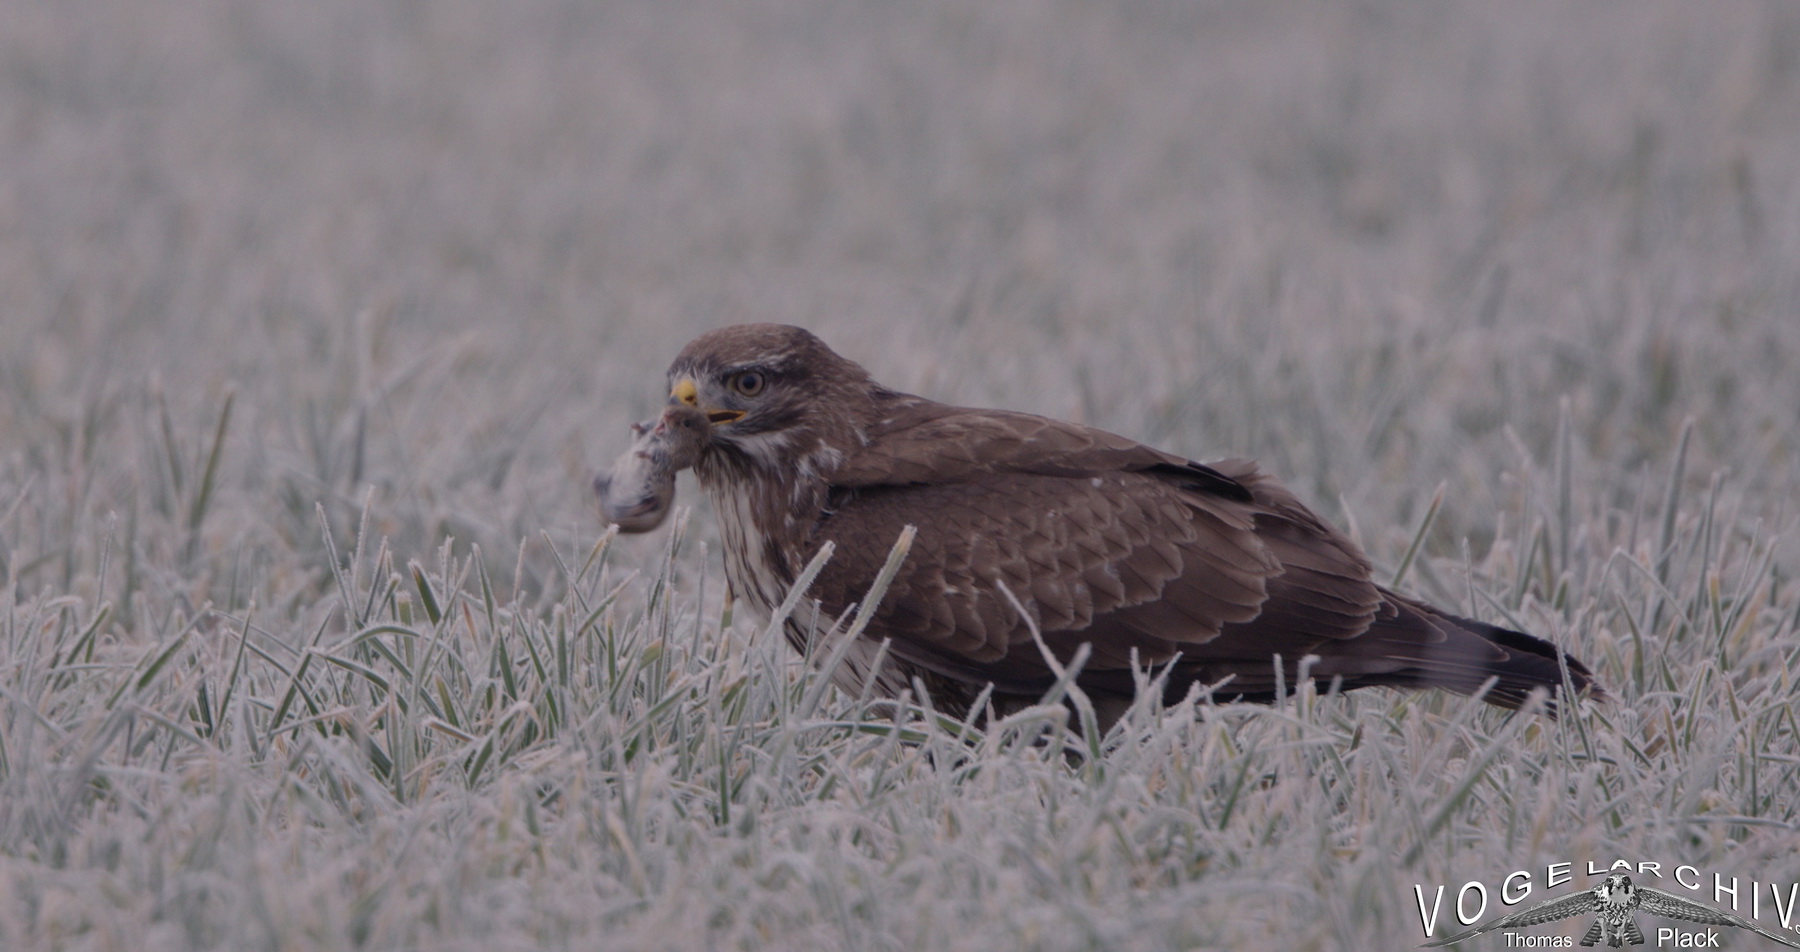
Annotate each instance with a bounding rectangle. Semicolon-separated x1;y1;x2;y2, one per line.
622;323;1598;728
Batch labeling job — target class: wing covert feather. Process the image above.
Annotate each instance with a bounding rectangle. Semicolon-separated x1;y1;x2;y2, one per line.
805;403;1574;706
1420;889;1599;946
808;472;1274;668
1637;887;1800;948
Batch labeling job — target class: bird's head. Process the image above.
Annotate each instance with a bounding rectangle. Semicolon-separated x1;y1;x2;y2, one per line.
664;324;877;476
1594;875;1638;910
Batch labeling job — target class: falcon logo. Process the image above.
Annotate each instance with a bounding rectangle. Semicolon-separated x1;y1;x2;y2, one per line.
1422;875;1800;949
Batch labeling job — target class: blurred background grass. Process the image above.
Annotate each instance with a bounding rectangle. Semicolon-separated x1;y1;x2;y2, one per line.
2;1;1798;949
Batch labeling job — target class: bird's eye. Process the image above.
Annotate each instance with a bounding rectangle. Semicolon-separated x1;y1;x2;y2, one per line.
731;372;765;397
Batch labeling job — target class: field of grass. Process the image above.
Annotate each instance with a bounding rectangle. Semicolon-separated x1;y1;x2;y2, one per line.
3;1;1799;948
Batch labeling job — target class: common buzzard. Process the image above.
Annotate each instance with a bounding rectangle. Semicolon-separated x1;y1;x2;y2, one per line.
605;324;1598;729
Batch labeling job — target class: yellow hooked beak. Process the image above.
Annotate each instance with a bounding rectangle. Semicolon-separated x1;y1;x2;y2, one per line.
670;378;746;424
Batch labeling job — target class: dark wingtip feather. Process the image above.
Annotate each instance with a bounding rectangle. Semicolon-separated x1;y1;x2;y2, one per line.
1430;609;1605;715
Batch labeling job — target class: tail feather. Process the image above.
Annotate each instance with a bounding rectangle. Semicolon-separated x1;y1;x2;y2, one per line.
1343;591;1602;713
1163;590;1603;715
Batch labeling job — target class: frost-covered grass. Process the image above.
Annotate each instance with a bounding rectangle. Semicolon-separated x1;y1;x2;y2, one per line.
3;1;1799;949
